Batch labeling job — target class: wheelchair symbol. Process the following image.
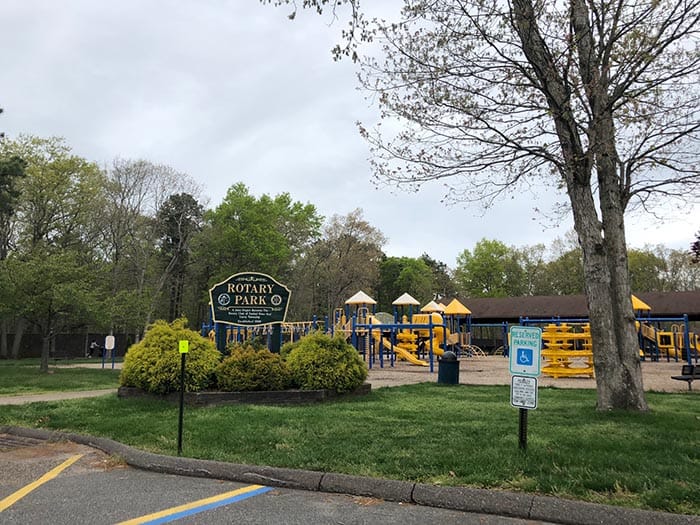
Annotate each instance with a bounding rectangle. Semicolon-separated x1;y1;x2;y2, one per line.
517;348;533;366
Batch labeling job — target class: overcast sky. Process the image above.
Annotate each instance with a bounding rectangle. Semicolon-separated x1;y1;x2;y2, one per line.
2;1;697;267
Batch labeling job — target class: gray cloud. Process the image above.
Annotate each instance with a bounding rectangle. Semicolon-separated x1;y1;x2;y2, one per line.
2;1;695;266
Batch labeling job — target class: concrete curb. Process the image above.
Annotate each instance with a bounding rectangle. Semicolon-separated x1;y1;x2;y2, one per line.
320;472;414;502
2;426;698;525
412;483;534;519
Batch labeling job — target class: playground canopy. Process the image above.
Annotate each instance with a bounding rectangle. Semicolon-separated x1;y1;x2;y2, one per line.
392;292;420;306
443;298;472;316
345;290;377;305
421;300;444;312
631;294;652;311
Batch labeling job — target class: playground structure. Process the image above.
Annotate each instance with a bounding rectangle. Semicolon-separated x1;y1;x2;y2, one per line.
202;289;698;379
207;320;326;348
636;320;700;361
539;322;594;379
522;316;699;379
630;295;699;361
331;292;482;372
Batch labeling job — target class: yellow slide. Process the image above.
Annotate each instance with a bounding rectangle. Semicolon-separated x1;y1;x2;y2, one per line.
411;314;449;356
376;334;429;366
427;337;445;356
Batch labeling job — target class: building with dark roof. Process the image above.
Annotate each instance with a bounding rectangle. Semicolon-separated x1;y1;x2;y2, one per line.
460;291;700;323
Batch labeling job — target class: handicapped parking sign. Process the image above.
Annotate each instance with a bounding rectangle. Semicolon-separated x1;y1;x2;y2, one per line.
517;348;533;366
509;326;541;377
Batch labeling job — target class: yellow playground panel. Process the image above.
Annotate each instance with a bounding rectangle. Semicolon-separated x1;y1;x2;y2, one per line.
364;311;478;366
540;323;595;379
537;317;697;378
637;321;700;360
366;312;445;367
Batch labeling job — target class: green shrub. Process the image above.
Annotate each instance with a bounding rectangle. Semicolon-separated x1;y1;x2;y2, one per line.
120;319;221;394
280;339;299;360
285;332;367;393
223;336;266;356
216;344;292;392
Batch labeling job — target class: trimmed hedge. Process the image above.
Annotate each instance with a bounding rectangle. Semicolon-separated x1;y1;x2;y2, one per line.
285;332;367;393
119;319;220;394
120;324;367;396
216;344;292;392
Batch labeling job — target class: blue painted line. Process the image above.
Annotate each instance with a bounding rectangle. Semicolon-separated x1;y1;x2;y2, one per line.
142;486;273;524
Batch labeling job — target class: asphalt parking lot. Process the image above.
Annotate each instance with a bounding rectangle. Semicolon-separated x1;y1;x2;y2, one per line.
0;434;553;525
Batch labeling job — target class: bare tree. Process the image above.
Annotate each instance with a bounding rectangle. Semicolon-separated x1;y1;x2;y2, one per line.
101;158;204;334
267;0;700;410
294;209;386;317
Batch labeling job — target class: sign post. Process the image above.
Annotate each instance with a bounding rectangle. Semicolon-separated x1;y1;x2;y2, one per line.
177;340;189;456
508;326;542;451
103;335;116;370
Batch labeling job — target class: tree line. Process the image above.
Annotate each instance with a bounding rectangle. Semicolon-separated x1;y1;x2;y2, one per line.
1;134;697;369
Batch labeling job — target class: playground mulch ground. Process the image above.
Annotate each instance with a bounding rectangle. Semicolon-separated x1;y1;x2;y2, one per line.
366;355;695;392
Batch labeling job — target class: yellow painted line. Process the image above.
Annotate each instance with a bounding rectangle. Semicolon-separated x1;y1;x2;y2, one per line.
117;484;271;525
0;454;84;512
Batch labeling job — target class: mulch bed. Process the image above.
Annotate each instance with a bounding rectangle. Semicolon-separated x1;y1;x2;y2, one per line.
117;383;371;406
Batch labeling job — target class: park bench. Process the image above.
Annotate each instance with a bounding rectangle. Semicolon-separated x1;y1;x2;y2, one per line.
671;364;699;391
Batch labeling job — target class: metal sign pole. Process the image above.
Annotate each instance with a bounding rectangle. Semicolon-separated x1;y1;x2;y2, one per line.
519;408;528;451
177;352;186;456
177;340;189;456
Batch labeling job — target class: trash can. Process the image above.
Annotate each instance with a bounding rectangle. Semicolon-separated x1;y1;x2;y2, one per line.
437;350;460;385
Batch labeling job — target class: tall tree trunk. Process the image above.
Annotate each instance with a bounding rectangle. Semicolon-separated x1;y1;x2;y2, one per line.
40;332;51;373
10;318;26;359
0;319;7;358
569;165;647;411
592;114;647;411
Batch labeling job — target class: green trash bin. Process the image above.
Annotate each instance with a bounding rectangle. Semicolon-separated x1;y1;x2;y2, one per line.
437;350;459;385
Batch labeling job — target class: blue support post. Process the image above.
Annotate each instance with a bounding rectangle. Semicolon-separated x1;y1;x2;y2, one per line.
683;315;692;366
378;330;384;368
351;315;361;359
368;324;373;369
428;315;434;373
389;328;396;368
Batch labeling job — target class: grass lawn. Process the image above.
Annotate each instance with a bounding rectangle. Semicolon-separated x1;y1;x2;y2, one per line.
0;379;696;515
0;359;121;395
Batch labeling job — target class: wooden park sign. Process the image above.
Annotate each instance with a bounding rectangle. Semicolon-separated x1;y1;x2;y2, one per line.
209;272;291;326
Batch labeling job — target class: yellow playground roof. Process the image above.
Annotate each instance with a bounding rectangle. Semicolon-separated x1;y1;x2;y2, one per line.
443;298;472;315
421;300;444;312
631;294;651;311
345;290;377;305
392;292;420;306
